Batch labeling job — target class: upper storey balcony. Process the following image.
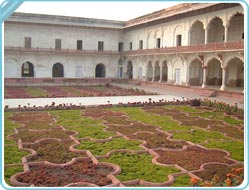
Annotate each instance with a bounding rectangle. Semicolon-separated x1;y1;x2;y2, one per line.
4;46;120;56
5;40;244;57
122;40;244;57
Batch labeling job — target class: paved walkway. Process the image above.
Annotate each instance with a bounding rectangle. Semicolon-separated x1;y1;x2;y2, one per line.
4;83;244;108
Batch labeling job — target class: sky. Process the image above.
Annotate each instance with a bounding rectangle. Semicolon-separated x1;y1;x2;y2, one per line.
14;1;181;21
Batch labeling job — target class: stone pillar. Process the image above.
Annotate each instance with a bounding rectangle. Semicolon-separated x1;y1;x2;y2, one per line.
159;63;163;83
224;25;228;42
152;63;155;82
204;28;208;44
220;66;227;90
144;64;149;81
201;65;207;88
185;64;190;86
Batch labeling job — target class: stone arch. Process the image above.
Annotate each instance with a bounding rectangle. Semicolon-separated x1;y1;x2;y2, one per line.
147;30;154;49
154;61;160;81
189;58;203;86
137;32;146;49
161;60;168;82
189;20;205;45
127;61;133;79
207;17;224;43
226;57;244;87
21;61;34;77
173;25;183;46
147;61;153;81
206;58;222;86
227;12;244;41
95;63;105;78
172;57;183;84
52;63;64;77
155;29;162;48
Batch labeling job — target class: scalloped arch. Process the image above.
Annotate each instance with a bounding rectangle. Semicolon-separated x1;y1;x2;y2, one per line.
190;57;203;64
189;20;204;32
226;56;244;65
227;11;244;27
206;57;222;66
207;16;224;28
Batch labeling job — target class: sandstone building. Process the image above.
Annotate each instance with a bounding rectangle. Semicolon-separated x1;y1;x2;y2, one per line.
4;3;244;92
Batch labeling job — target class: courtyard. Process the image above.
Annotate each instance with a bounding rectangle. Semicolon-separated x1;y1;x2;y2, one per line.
4;97;244;187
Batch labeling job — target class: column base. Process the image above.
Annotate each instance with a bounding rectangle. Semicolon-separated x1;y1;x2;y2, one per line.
201;84;206;88
220;85;226;91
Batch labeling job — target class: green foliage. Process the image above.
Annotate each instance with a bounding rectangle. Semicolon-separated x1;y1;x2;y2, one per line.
114;107;191;131
76;137;142;156
173;105;243;125
172;128;229;144
4;130;16;145
171;174;192;187
26;87;48;97
166;105;201;113
50;110;114;139
4;165;24;185
4;112;21;131
4;145;29;165
4;112;20;144
61;87;83;96
100;152;179;183
201;139;244;161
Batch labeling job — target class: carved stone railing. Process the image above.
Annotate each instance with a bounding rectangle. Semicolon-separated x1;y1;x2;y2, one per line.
122;41;244;56
4;47;120;56
5;41;244;57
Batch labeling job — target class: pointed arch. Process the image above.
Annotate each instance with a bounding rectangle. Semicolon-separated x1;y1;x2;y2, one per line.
227;12;244;41
189;20;205;45
189;58;203;86
226;57;244;87
52;63;64;77
161;60;168;82
95;63;105;78
207;17;224;43
127;61;133;79
206;58;222;85
21;61;34;77
173;25;183;46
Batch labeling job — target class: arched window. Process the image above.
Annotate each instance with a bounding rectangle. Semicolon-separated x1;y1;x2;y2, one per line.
21;61;34;77
95;63;105;78
52;63;64;77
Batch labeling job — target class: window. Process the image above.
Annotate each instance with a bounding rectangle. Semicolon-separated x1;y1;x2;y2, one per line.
52;63;64;77
24;37;31;48
176;35;182;46
156;38;161;48
98;41;104;51
139;40;143;49
77;40;83;50
118;42;123;52
21;61;34;77
129;42;132;50
55;39;61;49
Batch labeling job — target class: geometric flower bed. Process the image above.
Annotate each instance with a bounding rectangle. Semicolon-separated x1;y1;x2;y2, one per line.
4;102;244;187
5;84;155;98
